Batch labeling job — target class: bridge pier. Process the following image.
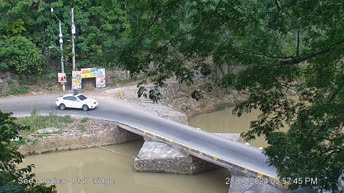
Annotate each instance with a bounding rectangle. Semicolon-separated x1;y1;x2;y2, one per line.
134;133;242;175
134;141;219;174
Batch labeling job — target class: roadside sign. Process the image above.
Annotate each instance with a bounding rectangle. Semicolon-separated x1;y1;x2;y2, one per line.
96;68;106;88
57;73;66;82
72;71;82;90
81;68;97;78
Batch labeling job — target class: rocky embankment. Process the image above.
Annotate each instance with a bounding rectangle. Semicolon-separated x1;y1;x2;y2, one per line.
18;119;141;155
101;80;248;120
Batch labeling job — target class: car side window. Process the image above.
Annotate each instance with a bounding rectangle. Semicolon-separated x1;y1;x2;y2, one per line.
63;96;77;101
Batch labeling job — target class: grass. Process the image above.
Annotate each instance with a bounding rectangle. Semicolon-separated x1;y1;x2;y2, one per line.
78;118;88;132
78;124;86;132
31;107;39;116
80;117;89;123
0;80;28;96
16;112;73;137
38;131;63;136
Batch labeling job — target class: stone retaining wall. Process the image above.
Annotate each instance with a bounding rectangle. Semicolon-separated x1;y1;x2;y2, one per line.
19;121;142;155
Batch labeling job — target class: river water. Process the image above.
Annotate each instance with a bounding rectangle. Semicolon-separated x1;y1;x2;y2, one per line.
22;141;230;193
189;107;267;147
22;107;262;193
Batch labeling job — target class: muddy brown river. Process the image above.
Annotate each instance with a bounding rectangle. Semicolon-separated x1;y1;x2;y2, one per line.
189;107;267;147
23;141;230;193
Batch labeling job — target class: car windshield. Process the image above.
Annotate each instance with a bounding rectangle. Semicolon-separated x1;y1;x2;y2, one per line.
77;95;87;101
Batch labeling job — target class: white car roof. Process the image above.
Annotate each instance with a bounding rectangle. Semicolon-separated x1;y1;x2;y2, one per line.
63;94;83;97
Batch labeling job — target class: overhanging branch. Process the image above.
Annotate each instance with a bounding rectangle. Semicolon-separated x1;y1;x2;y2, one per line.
242;40;344;65
280;40;344;65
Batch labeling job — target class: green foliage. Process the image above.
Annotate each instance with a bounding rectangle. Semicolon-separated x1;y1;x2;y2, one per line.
123;0;344;191
30;107;39;116
18;74;41;86
0;0;130;75
0;111;56;193
0;37;44;73
78;124;85;132
191;89;203;101
0;80;28;97
80;117;88;123
44;0;130;69
6;86;28;96
16;113;72;137
0;0;343;190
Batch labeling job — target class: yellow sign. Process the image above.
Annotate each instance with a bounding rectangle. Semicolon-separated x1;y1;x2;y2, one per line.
81;68;97;78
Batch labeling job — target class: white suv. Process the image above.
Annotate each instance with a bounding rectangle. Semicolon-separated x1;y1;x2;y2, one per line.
56;94;98;111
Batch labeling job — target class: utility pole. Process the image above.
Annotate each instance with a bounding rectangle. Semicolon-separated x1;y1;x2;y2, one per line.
52;8;65;92
71;8;76;71
58;21;64;74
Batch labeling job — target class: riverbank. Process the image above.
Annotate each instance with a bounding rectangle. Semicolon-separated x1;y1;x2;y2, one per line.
15;115;142;155
103;80;248;120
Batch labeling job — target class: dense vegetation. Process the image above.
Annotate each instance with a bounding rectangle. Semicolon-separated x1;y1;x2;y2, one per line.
123;1;344;191
0;0;129;74
0;0;343;191
0;111;56;193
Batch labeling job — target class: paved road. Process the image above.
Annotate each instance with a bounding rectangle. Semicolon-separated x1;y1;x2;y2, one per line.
0;95;278;179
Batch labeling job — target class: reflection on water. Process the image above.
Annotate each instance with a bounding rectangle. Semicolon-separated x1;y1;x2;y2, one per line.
22;141;229;193
189;107;269;147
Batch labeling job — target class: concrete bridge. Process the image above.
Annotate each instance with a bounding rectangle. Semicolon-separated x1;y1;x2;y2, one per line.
0;95;283;191
117;123;277;180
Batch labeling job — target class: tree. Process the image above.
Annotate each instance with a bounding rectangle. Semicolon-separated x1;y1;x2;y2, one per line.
0;0;130;74
0;0;45;74
0;37;44;73
123;0;344;191
0;111;56;193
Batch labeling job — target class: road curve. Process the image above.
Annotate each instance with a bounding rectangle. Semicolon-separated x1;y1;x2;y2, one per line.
0;95;278;179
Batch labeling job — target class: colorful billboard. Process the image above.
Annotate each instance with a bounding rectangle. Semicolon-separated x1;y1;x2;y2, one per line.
96;68;106;88
72;71;82;90
81;68;97;78
57;73;66;82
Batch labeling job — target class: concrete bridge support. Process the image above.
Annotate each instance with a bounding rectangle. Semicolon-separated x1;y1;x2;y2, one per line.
134;133;241;175
134;141;219;174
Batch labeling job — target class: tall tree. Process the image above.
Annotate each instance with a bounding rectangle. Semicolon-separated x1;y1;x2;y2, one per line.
123;0;344;191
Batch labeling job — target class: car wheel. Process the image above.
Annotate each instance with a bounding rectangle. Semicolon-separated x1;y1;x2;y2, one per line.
82;105;89;111
59;104;66;110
